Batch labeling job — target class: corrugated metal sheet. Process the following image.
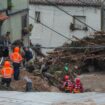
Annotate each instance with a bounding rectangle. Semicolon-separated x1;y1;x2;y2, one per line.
29;0;102;7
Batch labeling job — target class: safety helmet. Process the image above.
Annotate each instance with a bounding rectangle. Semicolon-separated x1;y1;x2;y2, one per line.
14;47;20;52
74;65;78;70
4;61;11;67
75;78;80;84
64;75;69;80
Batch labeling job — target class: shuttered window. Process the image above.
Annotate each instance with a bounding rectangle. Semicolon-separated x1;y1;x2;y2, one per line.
35;11;40;23
73;16;87;30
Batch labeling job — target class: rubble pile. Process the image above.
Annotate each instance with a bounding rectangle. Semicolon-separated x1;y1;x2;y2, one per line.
23;31;105;91
47;31;105;73
1;32;105;92
29;32;105;92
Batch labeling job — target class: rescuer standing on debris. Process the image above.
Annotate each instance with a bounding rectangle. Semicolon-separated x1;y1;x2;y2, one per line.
73;78;83;93
10;47;22;80
72;65;81;78
24;47;33;65
64;63;69;72
62;75;74;93
64;63;75;83
41;61;50;76
23;76;32;92
1;61;14;87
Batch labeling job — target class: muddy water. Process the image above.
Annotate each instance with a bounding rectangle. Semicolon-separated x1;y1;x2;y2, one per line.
0;92;105;105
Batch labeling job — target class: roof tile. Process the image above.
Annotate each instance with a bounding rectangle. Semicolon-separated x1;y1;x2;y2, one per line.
29;0;102;6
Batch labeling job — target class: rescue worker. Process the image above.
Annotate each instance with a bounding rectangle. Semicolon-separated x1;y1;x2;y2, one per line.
41;61;50;76
64;63;69;72
23;76;32;92
63;75;74;93
1;61;14;87
74;65;80;76
10;47;22;80
73;78;83;93
24;47;33;64
63;63;71;78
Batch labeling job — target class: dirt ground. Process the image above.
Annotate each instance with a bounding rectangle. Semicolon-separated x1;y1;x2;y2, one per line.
11;69;60;92
1;69;105;93
80;72;105;92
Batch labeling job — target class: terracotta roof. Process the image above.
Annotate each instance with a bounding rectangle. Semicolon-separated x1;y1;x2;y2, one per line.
0;13;8;21
29;0;102;7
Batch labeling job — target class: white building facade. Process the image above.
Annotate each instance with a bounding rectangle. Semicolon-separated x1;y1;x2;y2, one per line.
29;0;102;53
0;0;29;46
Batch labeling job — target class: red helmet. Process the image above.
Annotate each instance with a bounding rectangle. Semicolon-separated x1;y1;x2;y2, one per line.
4;61;11;67
64;75;69;80
75;78;80;84
14;47;20;52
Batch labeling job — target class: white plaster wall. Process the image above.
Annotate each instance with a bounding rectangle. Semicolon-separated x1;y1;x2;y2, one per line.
29;5;101;53
1;14;22;42
0;0;7;10
11;0;29;12
1;18;11;36
9;14;22;41
0;0;29;45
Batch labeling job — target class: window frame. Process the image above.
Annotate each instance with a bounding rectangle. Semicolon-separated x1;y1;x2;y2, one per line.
7;0;12;10
73;15;88;31
35;11;41;23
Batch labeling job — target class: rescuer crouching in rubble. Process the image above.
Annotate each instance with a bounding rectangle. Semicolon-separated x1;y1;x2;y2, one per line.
0;61;14;87
73;78;84;93
62;75;74;93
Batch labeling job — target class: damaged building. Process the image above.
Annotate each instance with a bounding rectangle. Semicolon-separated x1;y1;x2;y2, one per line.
0;0;30;46
29;0;104;53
